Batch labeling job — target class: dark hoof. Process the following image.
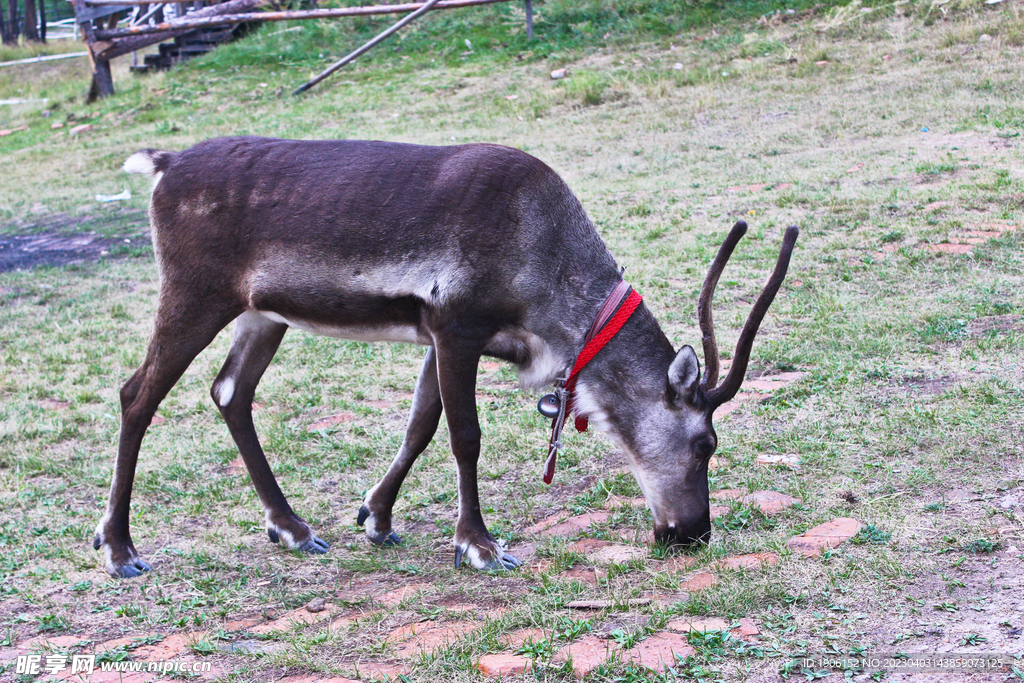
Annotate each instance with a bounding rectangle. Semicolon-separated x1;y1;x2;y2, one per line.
267;528;280;544
113;558;152;579
356;506;369;526
484;553;522;572
298;536;330;554
369;531;402;547
93;535;101;551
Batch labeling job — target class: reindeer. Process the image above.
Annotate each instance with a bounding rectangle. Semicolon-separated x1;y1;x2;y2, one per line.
96;136;797;577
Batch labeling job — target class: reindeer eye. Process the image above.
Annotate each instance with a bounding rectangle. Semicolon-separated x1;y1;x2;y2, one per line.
692;436;716;461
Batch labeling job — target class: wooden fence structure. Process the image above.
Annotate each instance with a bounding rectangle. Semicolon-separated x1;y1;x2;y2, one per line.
71;0;528;99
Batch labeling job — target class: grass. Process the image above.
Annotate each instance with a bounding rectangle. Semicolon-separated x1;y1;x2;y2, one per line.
2;0;1024;681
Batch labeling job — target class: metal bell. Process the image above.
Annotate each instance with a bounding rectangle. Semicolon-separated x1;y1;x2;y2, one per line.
537;393;561;419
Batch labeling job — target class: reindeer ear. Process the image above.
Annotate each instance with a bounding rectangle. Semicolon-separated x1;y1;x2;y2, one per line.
668;345;701;404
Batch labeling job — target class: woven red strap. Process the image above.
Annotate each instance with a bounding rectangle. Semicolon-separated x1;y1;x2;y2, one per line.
542;286;643;485
565;290;643;392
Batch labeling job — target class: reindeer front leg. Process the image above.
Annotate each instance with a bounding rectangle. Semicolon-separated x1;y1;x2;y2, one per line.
434;337;521;571
358;347;443;546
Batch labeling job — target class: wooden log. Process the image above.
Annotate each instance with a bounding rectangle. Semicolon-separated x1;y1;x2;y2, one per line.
71;0;116;99
93;0;264;60
294;0;441;94
92;0;509;39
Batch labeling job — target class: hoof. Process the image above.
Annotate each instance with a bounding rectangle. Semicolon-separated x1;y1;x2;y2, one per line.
112;557;152;579
268;528;280;544
298;536;330;554
356;506;369;526
369;531;402;547
483;553;522;572
454;543;521;571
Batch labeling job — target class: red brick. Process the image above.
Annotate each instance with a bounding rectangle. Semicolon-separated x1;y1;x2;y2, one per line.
250;604;337;634
715;552;779;570
755;454;800;467
387;621;480;658
741;490;799;515
732;618;760;639
654;555;698;572
567;538;612;554
710;488;745;501
351;662;412;681
622;631;696;671
535;511;611;538
376;583;430;608
478;653;534;676
306;412;355;431
499;628;549;650
130;633;199;661
666;616;730;632
558;566;608;585
19;634;88;650
925;243;972;254
604;495;646;509
587;544;646;565
786;518;863;557
680;572;717;591
524;510;571;534
710;505;730;519
554;635;620;679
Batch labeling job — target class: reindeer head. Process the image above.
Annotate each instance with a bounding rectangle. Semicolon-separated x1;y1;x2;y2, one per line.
579;221;799;547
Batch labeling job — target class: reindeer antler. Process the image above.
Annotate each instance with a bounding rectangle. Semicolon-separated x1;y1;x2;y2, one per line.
699;223;799;408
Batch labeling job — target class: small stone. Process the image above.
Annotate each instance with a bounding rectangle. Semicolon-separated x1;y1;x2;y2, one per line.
978;33;992;42
551;68;568;79
478;653;533;676
673;62;683;70
306;597;327;613
51;122;64;129
69;123;94;136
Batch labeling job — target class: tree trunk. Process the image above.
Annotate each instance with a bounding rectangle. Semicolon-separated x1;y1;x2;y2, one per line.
5;0;18;44
23;0;38;40
0;1;9;45
38;0;45;42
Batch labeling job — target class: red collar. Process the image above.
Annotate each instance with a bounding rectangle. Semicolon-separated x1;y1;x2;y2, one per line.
543;281;643;484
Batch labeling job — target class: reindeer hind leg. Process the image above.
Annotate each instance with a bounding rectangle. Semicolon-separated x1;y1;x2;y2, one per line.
213;311;329;554
96;296;241;578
